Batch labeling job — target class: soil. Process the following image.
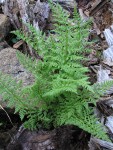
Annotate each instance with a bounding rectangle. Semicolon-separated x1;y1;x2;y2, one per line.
0;109;22;149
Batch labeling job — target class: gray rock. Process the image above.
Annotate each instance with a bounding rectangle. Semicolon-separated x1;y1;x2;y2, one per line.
0;14;10;40
0;48;34;107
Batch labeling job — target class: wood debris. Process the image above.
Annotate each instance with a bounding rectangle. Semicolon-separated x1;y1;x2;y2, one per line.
89;137;113;150
13;40;24;49
85;0;110;16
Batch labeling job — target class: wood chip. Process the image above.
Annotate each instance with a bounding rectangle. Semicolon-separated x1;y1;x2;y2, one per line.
13;40;24;49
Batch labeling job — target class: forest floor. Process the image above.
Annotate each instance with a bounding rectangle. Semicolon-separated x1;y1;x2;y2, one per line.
0;0;113;150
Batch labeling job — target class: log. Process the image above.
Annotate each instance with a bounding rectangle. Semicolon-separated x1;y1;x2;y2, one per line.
89;137;113;150
2;0;50;30
2;0;21;29
0;0;5;3
17;0;29;22
2;0;50;56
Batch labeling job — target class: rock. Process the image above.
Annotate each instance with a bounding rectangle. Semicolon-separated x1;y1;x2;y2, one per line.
0;40;9;51
0;48;34;85
0;48;34;107
0;14;10;40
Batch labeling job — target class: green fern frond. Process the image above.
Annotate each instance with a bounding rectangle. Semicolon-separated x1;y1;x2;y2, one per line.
93;80;113;96
54;95;110;141
89;80;113;105
1;2;112;141
0;72;30;118
16;51;38;76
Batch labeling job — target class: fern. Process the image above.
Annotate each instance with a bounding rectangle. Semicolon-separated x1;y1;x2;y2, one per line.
0;3;113;142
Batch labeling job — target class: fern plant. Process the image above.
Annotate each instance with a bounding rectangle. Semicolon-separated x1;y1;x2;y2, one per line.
0;3;113;141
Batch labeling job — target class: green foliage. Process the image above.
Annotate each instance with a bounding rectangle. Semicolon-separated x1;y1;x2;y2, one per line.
0;3;113;141
11;36;21;44
0;123;3;126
